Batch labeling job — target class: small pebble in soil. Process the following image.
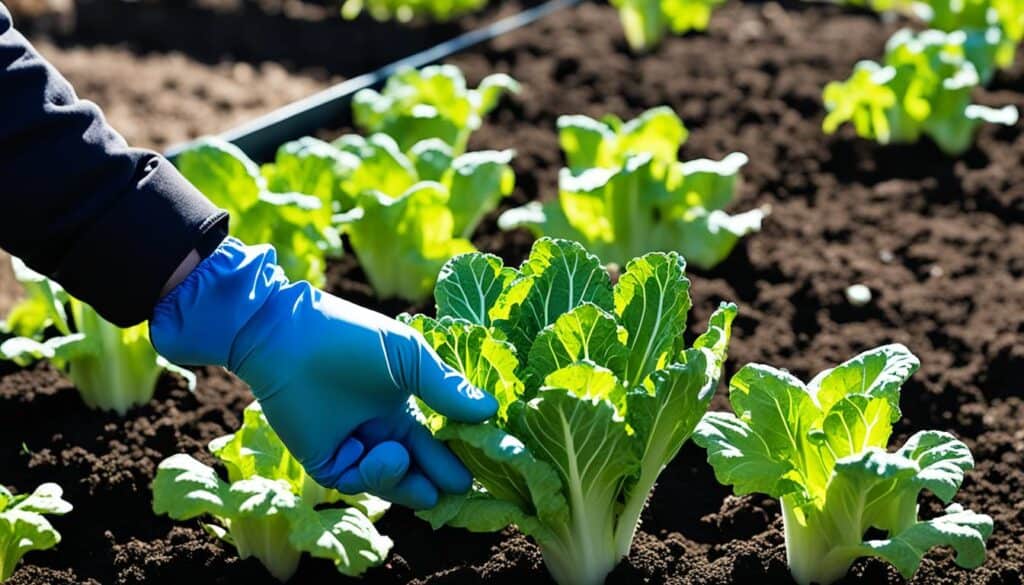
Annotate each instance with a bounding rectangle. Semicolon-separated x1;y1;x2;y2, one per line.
845;284;872;307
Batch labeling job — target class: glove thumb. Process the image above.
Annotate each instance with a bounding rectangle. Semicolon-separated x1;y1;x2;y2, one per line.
416;346;498;423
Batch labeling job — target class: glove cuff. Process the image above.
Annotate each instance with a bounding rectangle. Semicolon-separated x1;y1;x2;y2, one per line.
150;237;288;367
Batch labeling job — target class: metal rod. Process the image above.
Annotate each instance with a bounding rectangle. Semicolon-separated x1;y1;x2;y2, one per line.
164;0;579;162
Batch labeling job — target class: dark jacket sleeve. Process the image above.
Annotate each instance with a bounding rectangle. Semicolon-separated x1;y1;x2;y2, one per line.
0;3;228;327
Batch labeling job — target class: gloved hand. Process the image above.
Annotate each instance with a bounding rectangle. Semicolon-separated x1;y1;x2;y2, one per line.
150;238;497;509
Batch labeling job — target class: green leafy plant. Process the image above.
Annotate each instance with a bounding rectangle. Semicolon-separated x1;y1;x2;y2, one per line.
353;65;520;155
176;137;344;288
331;133;515;302
334;133;515;239
0;483;72;582
611;0;724;52
499;107;763;270
847;0;1023;76
694;344;993;585
402;237;735;585
0;259;196;415
341;0;487;22
824;28;1018;155
153;402;392;582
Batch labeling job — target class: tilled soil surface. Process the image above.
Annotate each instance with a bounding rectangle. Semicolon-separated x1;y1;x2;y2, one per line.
2;1;1023;584
7;0;533;150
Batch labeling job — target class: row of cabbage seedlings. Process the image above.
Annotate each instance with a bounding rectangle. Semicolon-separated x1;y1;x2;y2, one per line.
825;0;1022;154
1;239;994;585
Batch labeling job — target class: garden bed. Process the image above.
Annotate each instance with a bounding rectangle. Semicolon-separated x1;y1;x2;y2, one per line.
8;0;536;150
2;0;1023;583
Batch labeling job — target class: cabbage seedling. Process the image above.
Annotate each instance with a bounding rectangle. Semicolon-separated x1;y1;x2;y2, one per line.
406;237;735;585
694;344;993;585
153;402;392;582
0;259;196;415
0;483;72;581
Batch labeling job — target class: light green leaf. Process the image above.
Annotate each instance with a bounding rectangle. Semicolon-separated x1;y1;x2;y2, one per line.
334;133;419;201
861;504;993;578
435;422;569;529
341;185;476;302
809;343;919;416
209;402;309;495
409;138;454;182
444;149;516;239
404;315;523;419
525;303;629;393
434;253;517;326
0;483;71;582
176;138;264;220
614;252;691;387
627;352;716;490
496;238;615;358
692;301;737;367
894;430;975;503
288;506;393;577
263;137;359;214
152;454;231;520
694;411;805;499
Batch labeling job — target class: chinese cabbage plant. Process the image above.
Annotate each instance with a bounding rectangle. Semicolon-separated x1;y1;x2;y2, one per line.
341;0;487;23
611;0;724;52
153;402;392;582
353;65;520;154
694;344;993;585
176;137;343;288
0;483;72;582
333;133;515;301
824;29;1018;155
0;259;196;415
845;0;1023;76
499;107;763;270
404;237;736;585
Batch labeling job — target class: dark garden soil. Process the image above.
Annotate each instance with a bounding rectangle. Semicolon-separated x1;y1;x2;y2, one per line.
2;0;1024;584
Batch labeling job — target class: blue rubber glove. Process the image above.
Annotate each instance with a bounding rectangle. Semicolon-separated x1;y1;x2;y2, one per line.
150;238;498;509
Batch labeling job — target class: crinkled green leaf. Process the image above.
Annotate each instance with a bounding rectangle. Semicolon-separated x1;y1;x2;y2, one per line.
525;303;628;394
861;504;993;578
501;137;760;270
496;238;615;357
339;184;476;302
414;238;725;585
808;343;919;417
694;411;806;499
209;402;309;495
404;315;523;419
434;253;518;326
352;65;517;154
434;422;569;528
262;136;359;215
691;301;737;367
176;137;331;286
333;133;419;201
614;251;691;387
697;345;992;585
288;506;392;577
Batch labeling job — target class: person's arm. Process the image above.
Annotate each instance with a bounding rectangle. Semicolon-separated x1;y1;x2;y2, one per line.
0;3;497;508
0;3;227;327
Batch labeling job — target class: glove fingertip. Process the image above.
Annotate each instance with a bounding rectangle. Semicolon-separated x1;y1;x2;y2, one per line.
424;376;499;423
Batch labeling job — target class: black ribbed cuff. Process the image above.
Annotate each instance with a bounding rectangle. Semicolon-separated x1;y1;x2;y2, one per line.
52;155;228;327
